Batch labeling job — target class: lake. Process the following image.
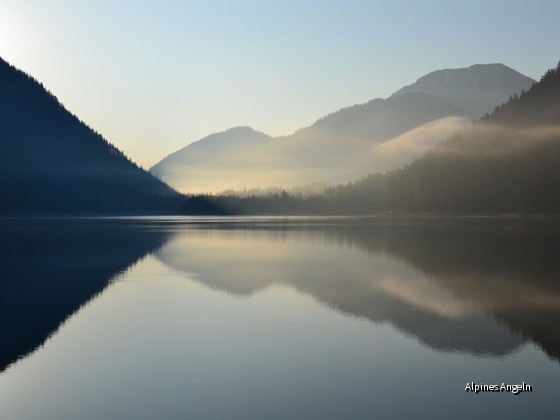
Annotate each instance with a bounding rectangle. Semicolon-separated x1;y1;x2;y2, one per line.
1;216;559;419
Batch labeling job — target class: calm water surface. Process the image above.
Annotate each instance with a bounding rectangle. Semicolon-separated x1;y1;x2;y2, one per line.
1;216;559;419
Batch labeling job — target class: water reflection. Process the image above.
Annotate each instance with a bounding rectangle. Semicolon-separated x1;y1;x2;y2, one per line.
2;217;560;372
155;220;560;359
2;217;560;419
0;218;170;371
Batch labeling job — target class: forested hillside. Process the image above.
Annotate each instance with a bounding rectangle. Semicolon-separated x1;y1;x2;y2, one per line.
0;57;180;214
347;62;560;213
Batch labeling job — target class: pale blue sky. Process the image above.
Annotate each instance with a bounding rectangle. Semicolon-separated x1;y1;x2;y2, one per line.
1;0;558;167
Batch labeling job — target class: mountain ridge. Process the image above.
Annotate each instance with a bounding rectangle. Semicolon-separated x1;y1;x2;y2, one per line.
328;61;560;213
151;63;533;194
390;63;535;117
150;90;468;193
0;56;181;214
152;126;272;170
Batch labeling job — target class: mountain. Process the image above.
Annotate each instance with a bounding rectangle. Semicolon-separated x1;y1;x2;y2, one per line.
325;61;560;214
0;57;180;214
153;64;533;194
151;127;273;193
390;63;535;118
306;91;463;140
151;92;468;193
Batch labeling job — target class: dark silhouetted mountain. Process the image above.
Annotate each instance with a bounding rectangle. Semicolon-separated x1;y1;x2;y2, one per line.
151;92;468;193
390;63;535;118
0;57;180;214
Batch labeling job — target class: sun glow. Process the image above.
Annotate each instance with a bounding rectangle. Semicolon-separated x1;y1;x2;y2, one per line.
0;4;36;66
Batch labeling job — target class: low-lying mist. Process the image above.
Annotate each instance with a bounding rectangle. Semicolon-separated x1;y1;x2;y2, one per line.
436;123;560;156
156;116;469;195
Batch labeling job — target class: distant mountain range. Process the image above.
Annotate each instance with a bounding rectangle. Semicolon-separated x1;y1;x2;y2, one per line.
151;92;468;193
152;64;534;194
180;61;560;215
0;57;180;215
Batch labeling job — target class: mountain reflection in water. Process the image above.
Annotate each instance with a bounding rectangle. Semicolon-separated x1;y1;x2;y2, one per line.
0;218;170;371
2;217;560;372
155;218;560;360
1;217;559;419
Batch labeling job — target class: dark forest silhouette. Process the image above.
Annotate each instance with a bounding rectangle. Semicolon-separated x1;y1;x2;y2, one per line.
0;57;181;215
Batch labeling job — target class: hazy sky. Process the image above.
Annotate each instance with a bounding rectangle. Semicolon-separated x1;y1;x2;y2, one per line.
1;0;559;167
